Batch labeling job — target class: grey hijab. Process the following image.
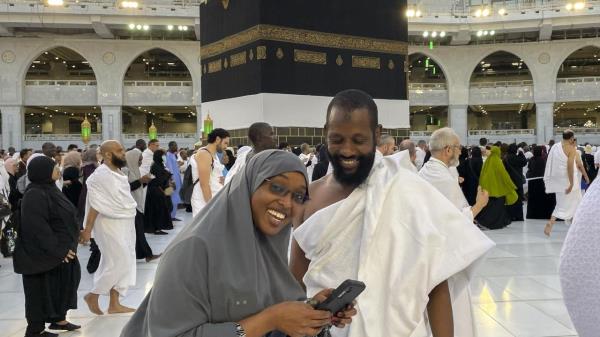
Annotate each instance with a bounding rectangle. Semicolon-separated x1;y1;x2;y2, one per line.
121;150;308;337
125;148;144;213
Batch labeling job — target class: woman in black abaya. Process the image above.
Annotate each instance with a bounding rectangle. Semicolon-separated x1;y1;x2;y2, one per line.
144;149;174;234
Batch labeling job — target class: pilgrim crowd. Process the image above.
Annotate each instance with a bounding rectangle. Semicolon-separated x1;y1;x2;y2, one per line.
1;89;599;337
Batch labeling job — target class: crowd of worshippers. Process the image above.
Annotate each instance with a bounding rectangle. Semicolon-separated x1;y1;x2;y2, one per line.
1;89;597;337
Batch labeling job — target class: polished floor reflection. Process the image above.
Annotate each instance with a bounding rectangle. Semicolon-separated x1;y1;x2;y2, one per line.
0;211;577;337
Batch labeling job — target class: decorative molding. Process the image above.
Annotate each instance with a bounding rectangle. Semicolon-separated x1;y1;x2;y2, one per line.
352;55;380;70
1;50;15;64
222;0;229;10
388;59;395;70
208;59;222;73
336;55;343;66
249;49;255;61
257;46;267;60
276;48;284;60
538;52;551;64
293;49;327;65
200;24;408;59
203;64;207;74
230;51;247;67
223;58;229;69
102;52;115;65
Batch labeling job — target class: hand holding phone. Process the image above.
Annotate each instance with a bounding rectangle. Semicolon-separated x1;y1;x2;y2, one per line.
315;279;365;315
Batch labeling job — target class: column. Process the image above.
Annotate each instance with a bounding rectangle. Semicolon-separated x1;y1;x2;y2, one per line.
101;106;122;143
535;102;554;144
448;105;468;144
196;105;203;141
0;106;23;150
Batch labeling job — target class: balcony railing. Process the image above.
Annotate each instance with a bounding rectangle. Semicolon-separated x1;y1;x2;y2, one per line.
468;129;535;136
408;83;447;90
470;80;533;89
556;76;600;85
124;81;193;87
409;131;434;137
25;80;97;86
23;133;102;141
122;133;197;140
555;127;600;134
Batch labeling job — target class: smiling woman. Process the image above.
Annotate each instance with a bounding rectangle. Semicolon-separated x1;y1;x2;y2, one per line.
121;149;357;337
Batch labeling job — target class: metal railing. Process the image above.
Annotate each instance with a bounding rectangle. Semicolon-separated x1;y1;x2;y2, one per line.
25;80;97;86
555;127;600;134
468;129;535;136
124;81;193;87
470;80;533;89
409;131;434;137
408;83;447;90
557;76;600;84
122;133;197;140
23;133;102;141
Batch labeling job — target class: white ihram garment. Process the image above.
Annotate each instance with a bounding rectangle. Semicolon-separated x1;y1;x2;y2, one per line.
224;146;252;186
294;150;494;337
85;164;137;296
545;145;582;222
190;150;224;218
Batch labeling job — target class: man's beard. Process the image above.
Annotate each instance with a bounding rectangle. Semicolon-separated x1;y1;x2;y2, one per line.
329;149;376;187
112;155;127;168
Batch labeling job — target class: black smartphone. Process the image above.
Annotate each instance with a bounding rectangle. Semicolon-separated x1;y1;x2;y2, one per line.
315;279;366;314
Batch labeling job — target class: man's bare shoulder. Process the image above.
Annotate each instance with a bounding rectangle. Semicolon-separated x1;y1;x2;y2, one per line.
300;175;348;226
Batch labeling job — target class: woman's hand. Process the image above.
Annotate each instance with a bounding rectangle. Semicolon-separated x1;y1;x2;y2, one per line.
267;301;332;337
79;229;92;245
311;289;358;329
63;249;76;263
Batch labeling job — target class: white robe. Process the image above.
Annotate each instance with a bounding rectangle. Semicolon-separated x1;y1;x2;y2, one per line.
415;146;426;169
418;157;479;337
224;146;252;186
294;150;494;337
419;158;473;222
139;149;154;177
85;164;137;296
545;144;582;222
190;151;224;218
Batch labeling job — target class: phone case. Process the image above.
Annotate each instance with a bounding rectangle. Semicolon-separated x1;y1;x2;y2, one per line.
315;279;366;314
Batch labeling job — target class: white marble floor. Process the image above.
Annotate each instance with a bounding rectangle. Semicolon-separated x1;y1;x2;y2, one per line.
0;211;578;337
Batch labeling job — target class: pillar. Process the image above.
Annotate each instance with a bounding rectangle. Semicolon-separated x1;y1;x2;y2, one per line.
0;105;23;150
448;104;468;144
101;106;122;142
535;102;554;144
200;0;409;130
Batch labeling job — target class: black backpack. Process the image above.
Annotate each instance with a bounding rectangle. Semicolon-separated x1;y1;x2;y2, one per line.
179;165;198;205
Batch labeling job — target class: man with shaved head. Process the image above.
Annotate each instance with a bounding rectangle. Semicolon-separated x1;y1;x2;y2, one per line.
80;140;138;315
398;139;418;169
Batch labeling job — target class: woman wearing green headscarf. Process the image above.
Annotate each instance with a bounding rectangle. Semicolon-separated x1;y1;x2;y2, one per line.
476;146;517;229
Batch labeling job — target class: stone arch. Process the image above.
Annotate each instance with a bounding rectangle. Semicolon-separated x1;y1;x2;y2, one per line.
19;44;100;83
408;50;450;85
553;42;600;80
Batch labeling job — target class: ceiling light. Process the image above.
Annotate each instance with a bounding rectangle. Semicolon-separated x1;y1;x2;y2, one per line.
566;3;573;10
498;8;507;15
136;24;142;30
72;65;75;68
474;9;482;17
128;23;135;29
490;30;495;36
477;30;483;37
31;65;35;68
415;10;422;17
574;2;585;10
482;8;490;16
431;31;438;38
121;1;139;9
440;31;446;38
143;25;150;31
177;25;183;31
423;31;429;38
62;61;66;64
406;9;415;18
483;30;489;36
167;25;174;30
182;26;188;31
47;0;64;6
55;57;59;60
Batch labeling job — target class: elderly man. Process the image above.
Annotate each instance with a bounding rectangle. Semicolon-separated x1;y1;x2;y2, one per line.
398;139;418;169
80;140;138;315
418;127;490;337
377;134;396;156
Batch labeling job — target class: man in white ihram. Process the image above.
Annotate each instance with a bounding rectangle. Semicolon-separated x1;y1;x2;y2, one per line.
419;127;490;337
80;140;137;315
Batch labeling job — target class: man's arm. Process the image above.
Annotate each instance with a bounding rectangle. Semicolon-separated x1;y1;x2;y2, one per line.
80;207;99;244
427;280;454;337
566;148;575;193
197;151;213;202
289;239;310;289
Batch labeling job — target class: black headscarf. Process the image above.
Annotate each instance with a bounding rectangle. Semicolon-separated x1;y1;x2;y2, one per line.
150;149;166;176
27;156;56;185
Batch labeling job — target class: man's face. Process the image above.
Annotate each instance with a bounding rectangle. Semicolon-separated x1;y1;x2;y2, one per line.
108;144;127;168
326;107;379;187
43;145;57;158
180;151;188;160
149;142;160;152
217;137;230;153
169;143;178;153
263;128;277;149
381;141;395;156
447;137;461;167
24;151;32;161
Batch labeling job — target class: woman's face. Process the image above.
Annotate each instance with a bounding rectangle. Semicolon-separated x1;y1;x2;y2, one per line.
251;172;307;236
51;165;61;181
